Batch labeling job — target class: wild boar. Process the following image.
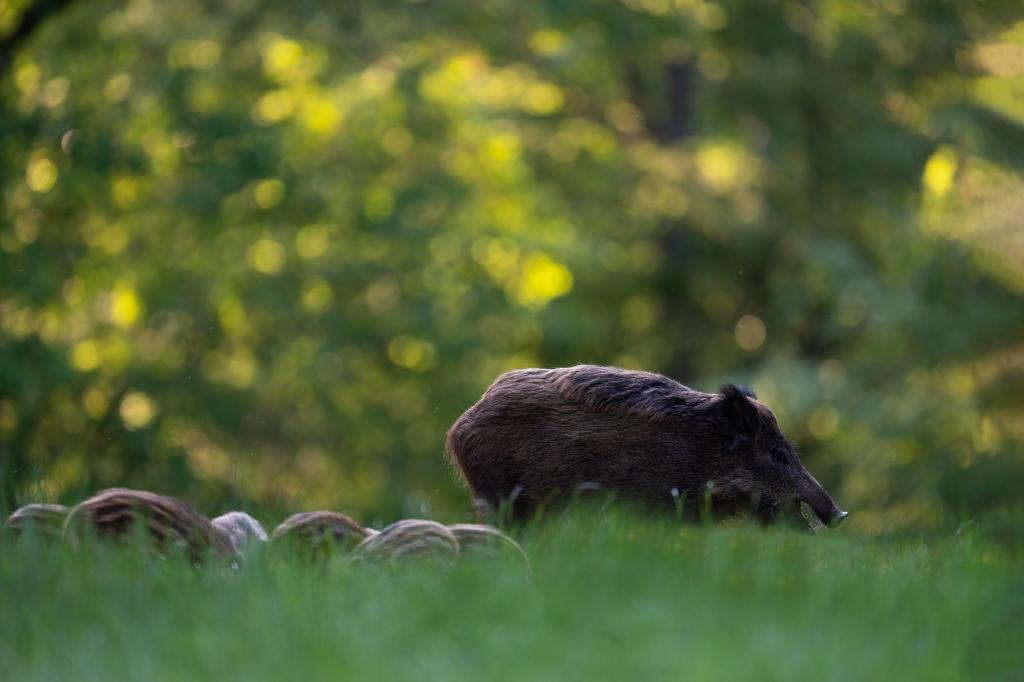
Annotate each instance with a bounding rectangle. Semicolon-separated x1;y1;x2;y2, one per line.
4;503;70;540
270;510;372;557
63;488;233;562
354;519;460;564
445;365;848;528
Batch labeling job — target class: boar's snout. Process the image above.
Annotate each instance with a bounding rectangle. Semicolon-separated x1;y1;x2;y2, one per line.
828;510;849;528
794;468;847;529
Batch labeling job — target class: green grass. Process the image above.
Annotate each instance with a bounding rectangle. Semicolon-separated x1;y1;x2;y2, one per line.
1;514;1021;681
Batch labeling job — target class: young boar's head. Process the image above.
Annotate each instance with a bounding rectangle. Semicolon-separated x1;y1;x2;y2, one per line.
718;385;848;529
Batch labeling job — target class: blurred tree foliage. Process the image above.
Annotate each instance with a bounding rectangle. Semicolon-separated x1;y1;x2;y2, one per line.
1;0;1022;530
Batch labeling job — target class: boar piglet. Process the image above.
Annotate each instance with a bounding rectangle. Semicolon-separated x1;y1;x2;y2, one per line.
445;365;848;528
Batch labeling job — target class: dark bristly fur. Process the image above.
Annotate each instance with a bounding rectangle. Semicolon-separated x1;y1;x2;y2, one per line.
63;488;232;562
445;365;847;527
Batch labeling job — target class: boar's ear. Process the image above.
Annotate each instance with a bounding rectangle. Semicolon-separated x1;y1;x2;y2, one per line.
720;384;759;438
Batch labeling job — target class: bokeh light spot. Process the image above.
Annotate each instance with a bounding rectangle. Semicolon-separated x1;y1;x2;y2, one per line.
696;142;742;194
262;37;305;81
301;277;334;312
511;254;574;307
188;40;222;69
218;298;248;337
120;391;157;430
253;179;285;209
247;238;287;274
41;77;69;108
808;406;840;440
26;157;58;193
201;347;258;388
103;74;132;102
14;62;40;94
481;133;522;166
71;340;101;371
388;336;437;372
694;3;728;30
253;90;295;125
81;385;110;419
606;101;645;134
366;277;400;313
734;314;766;351
364;186;395;222
296;225;330;259
697;48;730;81
528;29;569;56
111;177;140;208
110;282;142;327
382;128;413;155
62;277;85;305
923;145;958;197
301;98;342;135
524;83;564;115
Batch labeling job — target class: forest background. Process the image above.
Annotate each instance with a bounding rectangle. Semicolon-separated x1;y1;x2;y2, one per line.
2;0;1023;539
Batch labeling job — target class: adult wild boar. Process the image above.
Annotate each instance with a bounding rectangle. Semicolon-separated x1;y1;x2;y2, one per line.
445;365;847;528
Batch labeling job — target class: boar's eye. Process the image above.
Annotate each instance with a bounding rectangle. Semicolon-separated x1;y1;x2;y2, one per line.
770;446;790;464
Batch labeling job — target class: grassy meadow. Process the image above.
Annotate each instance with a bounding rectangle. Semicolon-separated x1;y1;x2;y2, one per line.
3;5;1024;679
2;513;1020;681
